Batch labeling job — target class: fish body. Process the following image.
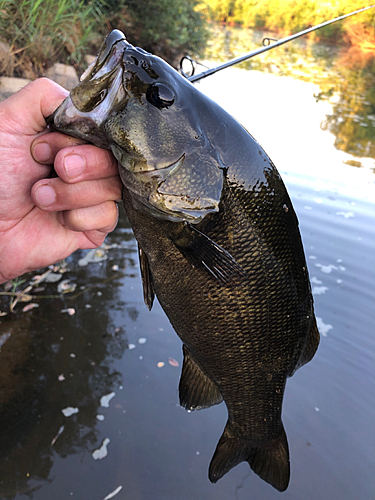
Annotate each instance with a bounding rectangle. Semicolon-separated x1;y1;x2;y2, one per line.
49;30;319;491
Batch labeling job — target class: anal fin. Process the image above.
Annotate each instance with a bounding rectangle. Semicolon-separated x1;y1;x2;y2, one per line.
179;345;223;411
138;245;154;311
209;423;290;492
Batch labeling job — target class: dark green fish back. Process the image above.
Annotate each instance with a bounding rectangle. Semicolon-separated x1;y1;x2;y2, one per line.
122;148;319;490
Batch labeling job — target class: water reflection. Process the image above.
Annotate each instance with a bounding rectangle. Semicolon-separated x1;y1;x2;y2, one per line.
0;212;134;499
204;25;375;162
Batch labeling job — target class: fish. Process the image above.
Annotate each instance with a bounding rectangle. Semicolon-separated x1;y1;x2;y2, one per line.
48;30;320;491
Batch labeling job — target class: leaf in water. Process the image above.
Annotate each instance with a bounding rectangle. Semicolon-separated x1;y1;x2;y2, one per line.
100;392;115;408
92;438;110;460
168;357;179;367
103;486;123;500
22;303;39;312
43;272;63;283
61;407;79;417
61;308;76;316
57;280;77;294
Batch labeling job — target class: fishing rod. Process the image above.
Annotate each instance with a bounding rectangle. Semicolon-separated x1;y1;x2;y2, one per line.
181;4;375;83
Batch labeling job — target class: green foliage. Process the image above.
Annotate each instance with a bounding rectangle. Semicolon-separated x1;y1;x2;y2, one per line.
0;0;105;77
0;0;209;78
104;0;209;65
200;0;375;45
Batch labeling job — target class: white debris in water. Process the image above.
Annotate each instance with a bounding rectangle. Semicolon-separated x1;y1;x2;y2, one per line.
337;279;343;284
61;308;76;316
58;374;65;381
57;280;77;293
85;304;92;308
128;343;136;350
311;276;322;284
100;392;115;408
316;317;333;337
0;332;11;350
92;438;110;460
138;337;147;344
43;272;63;283
315;263;338;274
196;451;200;455
96;414;105;421
315;407;320;412
103;485;123;499
70;353;76;358
78;247;107;266
51;425;64;446
61;407;79;417
112;265;119;271
312;286;329;296
139;356;143;360
336;211;354;219
22;303;39;312
313;198;323;204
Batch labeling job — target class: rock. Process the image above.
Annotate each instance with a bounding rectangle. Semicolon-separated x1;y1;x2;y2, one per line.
0;77;31;102
84;54;96;66
44;63;79;90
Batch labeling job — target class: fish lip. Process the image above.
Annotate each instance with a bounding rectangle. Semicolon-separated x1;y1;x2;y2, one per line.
81;30;128;82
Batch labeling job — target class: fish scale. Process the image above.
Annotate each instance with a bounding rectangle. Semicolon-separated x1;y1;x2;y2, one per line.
49;29;320;492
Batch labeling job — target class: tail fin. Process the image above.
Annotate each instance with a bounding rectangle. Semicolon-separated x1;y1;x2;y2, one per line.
209;423;290;492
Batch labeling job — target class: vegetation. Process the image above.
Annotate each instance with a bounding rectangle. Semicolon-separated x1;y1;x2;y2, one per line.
0;0;209;78
200;0;375;47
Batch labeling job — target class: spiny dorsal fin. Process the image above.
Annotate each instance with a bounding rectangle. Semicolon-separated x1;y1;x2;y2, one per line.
138;245;154;311
179;345;223;411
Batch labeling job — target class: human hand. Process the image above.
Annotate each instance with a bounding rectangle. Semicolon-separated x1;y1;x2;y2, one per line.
0;78;122;284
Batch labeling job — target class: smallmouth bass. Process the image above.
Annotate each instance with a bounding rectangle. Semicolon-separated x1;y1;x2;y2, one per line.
48;30;320;492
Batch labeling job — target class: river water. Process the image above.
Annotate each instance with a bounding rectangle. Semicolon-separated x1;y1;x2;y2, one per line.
0;27;374;500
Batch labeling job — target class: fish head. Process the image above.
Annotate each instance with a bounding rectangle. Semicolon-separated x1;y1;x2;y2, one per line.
50;30;225;223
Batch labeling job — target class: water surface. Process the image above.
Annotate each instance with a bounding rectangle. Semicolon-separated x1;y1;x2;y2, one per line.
0;26;374;500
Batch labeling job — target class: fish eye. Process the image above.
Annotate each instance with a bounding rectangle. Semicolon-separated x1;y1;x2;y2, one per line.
146;83;175;109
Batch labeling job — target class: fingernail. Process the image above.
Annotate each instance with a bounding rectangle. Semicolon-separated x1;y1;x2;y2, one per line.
64;154;85;180
35;185;56;207
33;142;52;163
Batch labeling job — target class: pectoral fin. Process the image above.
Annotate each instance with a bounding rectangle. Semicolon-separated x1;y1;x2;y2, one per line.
179;345;223;410
138;245;154;310
173;222;247;287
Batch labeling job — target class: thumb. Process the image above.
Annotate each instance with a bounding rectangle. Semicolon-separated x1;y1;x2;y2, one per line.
2;78;69;135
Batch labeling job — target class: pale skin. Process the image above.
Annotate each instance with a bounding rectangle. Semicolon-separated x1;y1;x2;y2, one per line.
0;78;123;284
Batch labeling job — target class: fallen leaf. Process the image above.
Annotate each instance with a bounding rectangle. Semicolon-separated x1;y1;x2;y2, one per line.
22;303;39;312
168;357;179;367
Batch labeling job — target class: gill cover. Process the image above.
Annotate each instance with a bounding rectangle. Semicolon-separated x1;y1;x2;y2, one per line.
51;29;226;224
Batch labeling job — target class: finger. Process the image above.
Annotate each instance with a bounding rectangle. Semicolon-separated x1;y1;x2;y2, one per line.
59;201;119;234
54;145;118;182
4;78;68;134
32;176;123;211
31;132;88;164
